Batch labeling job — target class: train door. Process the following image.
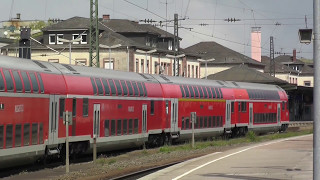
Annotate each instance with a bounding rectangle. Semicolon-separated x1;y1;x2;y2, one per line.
142;104;147;133
249;103;253;128
48;95;59;145
225;101;231;129
93;104;100;138
277;103;281;126
170;99;178;132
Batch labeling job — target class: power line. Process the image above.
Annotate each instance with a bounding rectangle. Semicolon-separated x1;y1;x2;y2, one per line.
122;0;166;20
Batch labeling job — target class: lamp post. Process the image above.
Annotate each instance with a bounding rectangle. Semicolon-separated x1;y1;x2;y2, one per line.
58;38;82;65
166;54;185;76
136;49;157;74
197;58;215;79
99;44;122;70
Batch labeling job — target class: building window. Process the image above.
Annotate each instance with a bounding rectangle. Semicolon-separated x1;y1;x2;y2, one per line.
49;34;56;44
304;81;311;86
136;59;139;73
195;66;198;78
152;38;157;48
141;59;144;73
48;59;59;63
104;58;114;69
146;60;149;74
81;34;87;44
72;34;80;44
192;65;194;78
57;34;64;44
146;37;151;46
75;59;87;66
168;40;173;50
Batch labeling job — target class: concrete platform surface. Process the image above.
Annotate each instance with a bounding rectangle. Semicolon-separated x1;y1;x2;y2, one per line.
141;134;313;180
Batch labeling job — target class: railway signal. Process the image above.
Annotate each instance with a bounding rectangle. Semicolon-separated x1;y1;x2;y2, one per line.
63;111;72;173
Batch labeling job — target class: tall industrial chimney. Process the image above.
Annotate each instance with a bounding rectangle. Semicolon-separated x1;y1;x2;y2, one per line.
251;27;261;62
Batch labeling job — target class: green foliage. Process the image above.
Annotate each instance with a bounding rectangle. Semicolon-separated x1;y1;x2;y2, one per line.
246;131;257;142
29;21;48;30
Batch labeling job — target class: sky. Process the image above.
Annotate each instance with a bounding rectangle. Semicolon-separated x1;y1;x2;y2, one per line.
0;0;314;59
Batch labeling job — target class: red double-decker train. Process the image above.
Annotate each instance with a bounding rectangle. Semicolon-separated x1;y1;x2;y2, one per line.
0;55;289;168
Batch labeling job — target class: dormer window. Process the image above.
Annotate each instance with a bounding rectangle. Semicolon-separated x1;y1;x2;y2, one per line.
81;34;87;44
152;38;157;48
72;34;80;44
168;40;173;50
57;34;64;44
146;37;151;46
49;34;56;44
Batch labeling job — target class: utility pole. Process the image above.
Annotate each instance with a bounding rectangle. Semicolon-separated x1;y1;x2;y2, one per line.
89;0;100;67
313;0;320;179
269;36;275;76
173;13;179;76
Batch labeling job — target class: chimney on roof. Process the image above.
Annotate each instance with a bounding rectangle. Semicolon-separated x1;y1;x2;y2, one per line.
251;27;261;62
16;13;21;20
293;49;296;62
103;14;110;20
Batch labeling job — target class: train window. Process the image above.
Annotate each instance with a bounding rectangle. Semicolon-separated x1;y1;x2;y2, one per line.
238;102;241;112
59;98;65;118
114;80;123;96
29;73;39;93
142;82;147;97
127;81;134;96
102;79;111;96
137;82;144;97
220;116;223;126
0;125;3;149
180;86;185;97
120;80;128;96
21;72;31;92
123;119;128;135
12;71;23;92
241;102;247;112
194;86;199;98
216;116;220;127
150;100;155;115
215;88;220;99
196;117;199;128
231;102;234;113
134;119;139;134
183;85;190;98
111;120;116;136
0;70;4;91
199;87;204;98
132;81;139;97
32;123;38;145
208;116;212;127
202;87;208;98
108;80;117;96
219;88;223;98
200;117;203;128
15;124;22;147
37;73;45;93
23;124;30;146
186;118;190;129
213;116;216;127
282;102;285;111
6;125;13;148
104;120;110;137
206;87;212;98
204;116;208;128
211;88;216;99
95;78;104;95
117;120;122;136
39;123;43;144
129;119;133;134
188;86;194;98
182;117;185;130
3;70;14;92
83;98;88;117
90;78;97;95
72;98;77;117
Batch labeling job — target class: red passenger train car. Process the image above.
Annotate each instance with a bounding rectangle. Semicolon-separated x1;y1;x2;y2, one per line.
0;56;289;168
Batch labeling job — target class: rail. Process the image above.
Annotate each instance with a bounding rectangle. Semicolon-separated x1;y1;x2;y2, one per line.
289;121;313;127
